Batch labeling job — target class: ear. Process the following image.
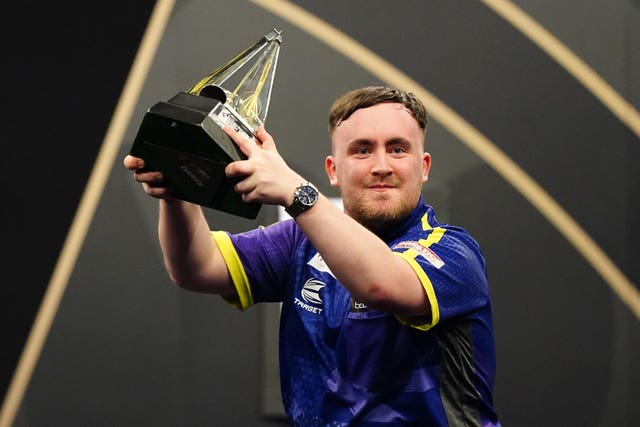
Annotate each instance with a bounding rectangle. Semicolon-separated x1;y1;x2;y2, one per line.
422;152;432;183
325;155;339;187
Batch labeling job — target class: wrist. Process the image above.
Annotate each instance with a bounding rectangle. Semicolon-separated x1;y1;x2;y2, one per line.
285;182;319;218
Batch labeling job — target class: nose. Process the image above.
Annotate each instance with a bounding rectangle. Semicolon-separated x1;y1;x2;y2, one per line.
371;152;392;177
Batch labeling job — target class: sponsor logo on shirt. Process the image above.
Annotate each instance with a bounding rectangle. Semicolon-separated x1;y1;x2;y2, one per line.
295;278;326;315
307;252;335;278
393;240;445;269
350;299;369;312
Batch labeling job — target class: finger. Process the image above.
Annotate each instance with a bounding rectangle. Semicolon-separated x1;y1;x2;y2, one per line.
142;182;174;199
222;126;256;157
124;155;145;170
253;126;277;152
224;159;252;178
134;170;164;184
241;192;253;203
239;188;261;204
233;172;260;194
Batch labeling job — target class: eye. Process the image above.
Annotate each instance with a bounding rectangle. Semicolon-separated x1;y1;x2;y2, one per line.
390;145;407;155
352;146;371;156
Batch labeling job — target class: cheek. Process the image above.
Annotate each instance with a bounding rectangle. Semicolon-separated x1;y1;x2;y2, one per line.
336;164;364;186
333;158;374;188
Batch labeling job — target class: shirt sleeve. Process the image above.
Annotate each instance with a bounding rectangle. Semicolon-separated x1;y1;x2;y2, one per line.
393;226;490;331
213;219;299;309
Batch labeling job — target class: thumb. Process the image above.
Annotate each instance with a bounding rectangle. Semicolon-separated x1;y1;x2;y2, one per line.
123;155;144;170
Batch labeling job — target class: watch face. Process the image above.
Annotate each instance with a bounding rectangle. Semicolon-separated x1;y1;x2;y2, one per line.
297;185;318;206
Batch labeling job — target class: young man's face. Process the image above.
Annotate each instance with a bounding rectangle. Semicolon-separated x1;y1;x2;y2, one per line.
326;102;431;231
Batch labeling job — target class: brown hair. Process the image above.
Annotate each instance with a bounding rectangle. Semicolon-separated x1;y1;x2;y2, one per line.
328;86;429;135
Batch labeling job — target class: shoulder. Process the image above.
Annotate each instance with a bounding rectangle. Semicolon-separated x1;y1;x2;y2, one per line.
228;218;308;254
232;218;302;240
438;225;483;255
406;205;483;256
400;207;487;277
431;225;486;272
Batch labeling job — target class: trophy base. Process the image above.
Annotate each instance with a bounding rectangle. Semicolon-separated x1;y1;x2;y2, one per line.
129;92;261;219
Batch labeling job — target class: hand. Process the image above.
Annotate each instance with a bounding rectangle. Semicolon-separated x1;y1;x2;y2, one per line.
123;155;173;199
223;126;303;206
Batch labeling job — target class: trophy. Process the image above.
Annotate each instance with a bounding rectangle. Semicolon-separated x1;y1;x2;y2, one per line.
129;29;282;219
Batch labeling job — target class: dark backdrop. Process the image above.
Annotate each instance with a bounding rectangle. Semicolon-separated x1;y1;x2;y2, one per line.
1;0;155;410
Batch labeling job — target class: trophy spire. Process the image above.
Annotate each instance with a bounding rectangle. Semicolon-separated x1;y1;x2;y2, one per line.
230;29;282;129
188;29;282;94
188;29;282;133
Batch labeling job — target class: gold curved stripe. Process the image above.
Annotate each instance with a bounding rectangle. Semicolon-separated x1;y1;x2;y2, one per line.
250;0;640;320
0;1;176;426
482;0;640;138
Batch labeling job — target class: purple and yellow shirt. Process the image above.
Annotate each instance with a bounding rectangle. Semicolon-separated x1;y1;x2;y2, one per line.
213;201;500;426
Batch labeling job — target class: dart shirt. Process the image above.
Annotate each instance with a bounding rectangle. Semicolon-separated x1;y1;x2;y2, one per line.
212;201;500;426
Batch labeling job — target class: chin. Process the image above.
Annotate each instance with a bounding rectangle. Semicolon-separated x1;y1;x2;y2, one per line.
344;191;416;225
355;203;413;229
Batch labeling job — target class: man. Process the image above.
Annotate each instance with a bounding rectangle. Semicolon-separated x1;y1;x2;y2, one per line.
124;86;500;426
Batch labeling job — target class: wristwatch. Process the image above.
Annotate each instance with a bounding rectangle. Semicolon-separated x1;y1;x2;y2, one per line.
285;182;319;218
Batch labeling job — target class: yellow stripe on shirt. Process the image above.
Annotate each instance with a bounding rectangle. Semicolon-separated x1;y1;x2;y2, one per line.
394;250;441;331
420;227;445;249
393;211;446;330
421;212;431;231
420;212;446;248
211;231;254;310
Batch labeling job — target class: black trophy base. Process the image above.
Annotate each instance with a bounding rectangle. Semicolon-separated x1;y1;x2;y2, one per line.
129;92;261;219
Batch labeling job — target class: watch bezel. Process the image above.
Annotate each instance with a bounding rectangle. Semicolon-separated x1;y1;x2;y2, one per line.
296;184;318;206
286;182;318;217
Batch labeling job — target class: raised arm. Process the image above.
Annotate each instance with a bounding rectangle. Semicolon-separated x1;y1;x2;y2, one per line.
123;155;234;296
224;127;430;317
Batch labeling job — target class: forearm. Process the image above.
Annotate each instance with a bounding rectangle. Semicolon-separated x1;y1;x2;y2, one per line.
294;195;429;316
218;126;429;314
158;199;230;293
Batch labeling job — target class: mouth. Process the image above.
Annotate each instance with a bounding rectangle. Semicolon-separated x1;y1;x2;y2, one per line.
367;183;395;192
